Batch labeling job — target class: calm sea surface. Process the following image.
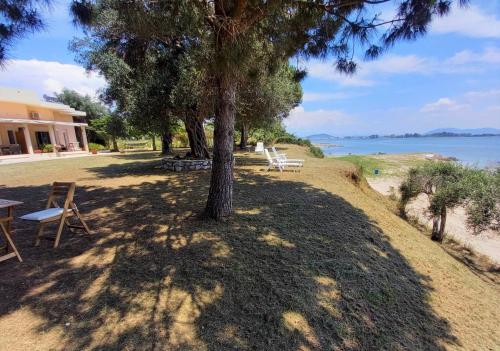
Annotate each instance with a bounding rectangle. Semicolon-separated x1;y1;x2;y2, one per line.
315;136;500;168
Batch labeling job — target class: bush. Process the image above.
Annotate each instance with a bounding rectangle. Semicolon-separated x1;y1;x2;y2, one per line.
41;144;54;153
88;142;105;151
307;144;324;158
172;132;189;148
277;133;324;158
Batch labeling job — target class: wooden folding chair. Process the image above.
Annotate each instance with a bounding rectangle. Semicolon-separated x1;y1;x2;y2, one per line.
0;217;23;263
20;182;91;248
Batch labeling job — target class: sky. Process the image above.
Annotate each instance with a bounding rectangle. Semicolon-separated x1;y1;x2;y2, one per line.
0;0;499;137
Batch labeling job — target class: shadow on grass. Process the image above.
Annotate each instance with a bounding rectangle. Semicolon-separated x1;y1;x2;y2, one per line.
0;161;458;350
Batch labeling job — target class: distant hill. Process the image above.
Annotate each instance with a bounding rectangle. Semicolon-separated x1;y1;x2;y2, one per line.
306;133;338;140
425;128;500;135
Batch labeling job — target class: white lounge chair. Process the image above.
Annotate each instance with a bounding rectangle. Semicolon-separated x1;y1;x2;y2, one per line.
255;142;264;153
264;149;303;172
271;146;305;164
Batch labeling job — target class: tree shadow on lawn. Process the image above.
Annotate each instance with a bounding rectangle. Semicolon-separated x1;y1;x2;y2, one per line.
0;168;458;350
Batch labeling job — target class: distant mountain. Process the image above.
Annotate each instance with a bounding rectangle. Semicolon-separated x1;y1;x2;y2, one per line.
306;133;338;140
425;128;500;135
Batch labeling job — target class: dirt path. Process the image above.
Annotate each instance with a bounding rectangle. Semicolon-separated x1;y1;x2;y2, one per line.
368;176;500;264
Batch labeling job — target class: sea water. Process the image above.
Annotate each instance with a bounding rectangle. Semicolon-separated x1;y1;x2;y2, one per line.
315;136;500;168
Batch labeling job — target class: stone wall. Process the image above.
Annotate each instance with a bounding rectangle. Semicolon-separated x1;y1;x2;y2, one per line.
161;158;212;172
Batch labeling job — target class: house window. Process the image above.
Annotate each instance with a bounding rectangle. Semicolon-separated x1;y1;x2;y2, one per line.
35;131;51;147
7;130;16;144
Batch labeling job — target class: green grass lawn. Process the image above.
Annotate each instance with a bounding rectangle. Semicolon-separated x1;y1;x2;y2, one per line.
0;147;498;350
337;153;428;178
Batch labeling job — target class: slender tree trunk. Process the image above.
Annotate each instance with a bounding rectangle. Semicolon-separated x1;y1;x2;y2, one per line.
205;73;236;219
161;131;172;155
184;115;210;159
431;207;447;242
431;216;440;241
111;135;118;152
151;134;157;151
239;123;248;150
437;207;447;242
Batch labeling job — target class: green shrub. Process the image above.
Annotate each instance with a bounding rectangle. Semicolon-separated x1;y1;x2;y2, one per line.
172;132;189;148
88;142;105;151
308;144;324;158
41;144;54;153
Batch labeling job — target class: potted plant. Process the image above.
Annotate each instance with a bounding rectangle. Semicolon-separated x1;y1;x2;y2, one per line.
42;144;54;153
88;143;101;154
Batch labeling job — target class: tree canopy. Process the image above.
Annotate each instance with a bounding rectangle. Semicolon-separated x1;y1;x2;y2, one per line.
71;0;469;219
0;0;50;64
400;162;499;241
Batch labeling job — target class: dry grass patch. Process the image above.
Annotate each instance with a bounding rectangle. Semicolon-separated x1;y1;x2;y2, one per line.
0;147;498;350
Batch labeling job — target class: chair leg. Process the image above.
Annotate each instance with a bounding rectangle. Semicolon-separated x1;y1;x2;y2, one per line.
0;222;22;262
73;209;91;236
54;216;66;248
35;223;45;246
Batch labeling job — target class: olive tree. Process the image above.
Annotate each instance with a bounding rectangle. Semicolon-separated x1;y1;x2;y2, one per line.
400;162;499;242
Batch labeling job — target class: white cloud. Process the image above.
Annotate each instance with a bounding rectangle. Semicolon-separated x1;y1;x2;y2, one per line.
366;55;431;74
420;97;470;113
464;89;500;100
302;92;350;102
284;106;356;134
305;47;500;86
0;59;106;98
447;47;500;66
431;5;500;38
306;61;374;87
420;88;500;114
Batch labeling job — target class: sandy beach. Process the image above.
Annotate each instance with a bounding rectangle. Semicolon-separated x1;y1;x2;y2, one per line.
368;170;500;265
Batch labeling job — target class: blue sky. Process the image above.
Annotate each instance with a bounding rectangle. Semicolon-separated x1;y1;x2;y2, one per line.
1;0;499;136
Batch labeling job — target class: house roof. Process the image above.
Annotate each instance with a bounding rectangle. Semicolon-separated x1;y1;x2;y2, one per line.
0;118;88;127
0;87;87;117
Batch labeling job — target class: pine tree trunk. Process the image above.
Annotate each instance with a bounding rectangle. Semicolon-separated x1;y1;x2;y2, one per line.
239;123;248;150
205;73;236;219
185;115;210;159
152;134;157;151
161;131;172;155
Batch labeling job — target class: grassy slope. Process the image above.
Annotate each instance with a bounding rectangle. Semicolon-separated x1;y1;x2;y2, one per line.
0;146;498;350
337;153;427;177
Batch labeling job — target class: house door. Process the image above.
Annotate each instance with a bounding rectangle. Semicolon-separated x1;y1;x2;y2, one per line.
15;129;28;154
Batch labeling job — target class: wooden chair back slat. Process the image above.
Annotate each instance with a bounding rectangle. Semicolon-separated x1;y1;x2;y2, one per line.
46;182;76;210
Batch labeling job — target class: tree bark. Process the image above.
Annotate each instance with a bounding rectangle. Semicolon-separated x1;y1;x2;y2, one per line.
437;207;447;242
205;73;236;219
161;131;172;155
111;135;119;152
431;207;447;242
152;134;157;151
184;115;210;159
239;123;248;150
431;216;440;241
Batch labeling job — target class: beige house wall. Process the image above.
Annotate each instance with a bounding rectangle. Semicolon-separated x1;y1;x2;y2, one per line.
0;100;85;152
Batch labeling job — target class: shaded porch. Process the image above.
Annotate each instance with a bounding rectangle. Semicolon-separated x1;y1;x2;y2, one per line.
0;118;89;157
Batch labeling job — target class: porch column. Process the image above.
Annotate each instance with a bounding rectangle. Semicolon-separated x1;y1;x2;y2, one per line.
48;125;57;154
22;125;34;154
81;126;89;152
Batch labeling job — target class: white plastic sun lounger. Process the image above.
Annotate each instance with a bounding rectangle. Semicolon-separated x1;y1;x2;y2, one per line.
271;146;305;164
255;142;265;153
265;149;303;172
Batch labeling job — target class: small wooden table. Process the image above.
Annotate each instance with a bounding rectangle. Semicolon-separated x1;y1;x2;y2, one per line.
0;199;23;263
